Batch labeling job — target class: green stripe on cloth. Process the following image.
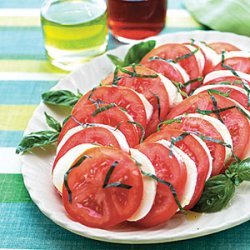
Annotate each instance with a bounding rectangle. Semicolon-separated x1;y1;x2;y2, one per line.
0;81;56;105
0;174;31;202
0;131;24;147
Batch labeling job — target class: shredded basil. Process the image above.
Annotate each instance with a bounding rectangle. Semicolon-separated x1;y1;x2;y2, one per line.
169;132;190;156
128;121;145;143
208;93;224;123
157;117;182;131
196;105;236;115
207;89;231;97
92;103;116;117
183;77;203;87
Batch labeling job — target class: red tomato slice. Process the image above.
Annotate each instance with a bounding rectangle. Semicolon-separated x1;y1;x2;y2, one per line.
62;147;143;229
209;42;240;54
101;65;170;136
59;104;139;147
194;85;250;111
168;92;250;161
143;59;187;84
53;126;123;172
133;141;187;228
163;116;226;176
213;57;250;74
145;128;210;209
73;86;152;138
141;43;203;93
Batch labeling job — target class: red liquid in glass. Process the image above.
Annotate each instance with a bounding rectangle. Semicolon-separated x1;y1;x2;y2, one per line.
107;0;167;41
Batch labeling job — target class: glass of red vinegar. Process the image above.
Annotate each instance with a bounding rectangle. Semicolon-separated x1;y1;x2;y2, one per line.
107;0;167;43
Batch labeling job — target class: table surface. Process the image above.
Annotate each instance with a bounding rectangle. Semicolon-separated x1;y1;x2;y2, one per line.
0;0;250;249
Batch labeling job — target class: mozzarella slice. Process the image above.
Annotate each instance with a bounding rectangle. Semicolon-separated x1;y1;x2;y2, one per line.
184;44;205;74
193;84;248;97
168;62;190;83
128;149;157;221
204;70;250;84
195;41;219;68
57;123;130;154
177;114;233;163
190;134;213;180
158;74;183;107
133;90;153;123
214;51;250;66
156;139;197;208
53;143;97;193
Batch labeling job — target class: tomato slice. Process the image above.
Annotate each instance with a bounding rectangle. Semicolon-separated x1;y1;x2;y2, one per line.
143;59;187;84
101;65;170;136
59;104;139;147
208;42;240;54
145;128;210;209
62;146;143;229
53;126;125;172
73;86;152;138
141;43;203;93
133;141;187;228
213;57;250;74
194;85;250;111
168;92;250;160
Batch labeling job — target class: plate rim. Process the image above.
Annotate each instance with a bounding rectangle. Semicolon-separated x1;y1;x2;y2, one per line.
20;30;250;244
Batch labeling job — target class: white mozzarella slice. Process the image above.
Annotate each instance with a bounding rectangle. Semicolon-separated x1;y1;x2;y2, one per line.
57;124;130;154
136;91;153;122
204;70;250;84
168;62;190;82
156;139;197;208
214;51;250;67
193;84;248;97
53;143;97;193
128;149;157;221
194;41;219;68
158;74;183;107
177;114;233;163
184;44;205;74
190;134;213;180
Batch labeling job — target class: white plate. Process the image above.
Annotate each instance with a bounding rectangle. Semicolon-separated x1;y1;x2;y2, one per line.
20;31;250;244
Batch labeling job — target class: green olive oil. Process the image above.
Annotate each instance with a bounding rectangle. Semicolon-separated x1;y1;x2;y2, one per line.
41;0;108;70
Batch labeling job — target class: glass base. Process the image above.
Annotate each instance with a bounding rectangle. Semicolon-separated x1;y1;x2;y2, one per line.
112;34;145;44
45;41;108;71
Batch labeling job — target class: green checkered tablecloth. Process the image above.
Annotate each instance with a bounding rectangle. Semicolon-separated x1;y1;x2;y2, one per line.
0;0;249;249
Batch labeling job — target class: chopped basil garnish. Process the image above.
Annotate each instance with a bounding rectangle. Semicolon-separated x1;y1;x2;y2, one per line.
183;76;203;87
221;51;239;77
193;158;250;213
128;121;145;143
64;155;90;203
119;66;158;78
141;170;185;212
208;93;224;123
207;89;231;97
157;117;182;131
196;105;236;115
169;132;190;156
42;89;82;107
92;103;116;117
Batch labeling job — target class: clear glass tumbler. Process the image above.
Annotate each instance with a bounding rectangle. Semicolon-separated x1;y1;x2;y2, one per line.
41;0;108;71
107;0;167;43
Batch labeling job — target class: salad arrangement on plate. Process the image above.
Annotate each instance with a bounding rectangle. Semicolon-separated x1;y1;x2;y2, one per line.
17;38;250;230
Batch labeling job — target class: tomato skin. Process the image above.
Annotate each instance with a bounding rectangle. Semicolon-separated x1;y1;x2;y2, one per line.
203;75;250;88
213;57;250;74
141;43;202;93
133;142;187;228
145;128;210;209
53;126;122;172
102;65;170;136
62;147;143;229
59;104;140;148
73;86;150;137
168;93;250;161
209;42;240;54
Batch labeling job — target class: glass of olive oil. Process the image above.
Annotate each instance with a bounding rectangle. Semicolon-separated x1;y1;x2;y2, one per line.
41;0;108;71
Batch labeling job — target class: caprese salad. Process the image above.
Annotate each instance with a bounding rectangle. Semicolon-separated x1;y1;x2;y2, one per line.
17;39;250;230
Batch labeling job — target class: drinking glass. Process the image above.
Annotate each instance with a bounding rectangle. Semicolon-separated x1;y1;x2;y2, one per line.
41;0;108;71
107;0;167;43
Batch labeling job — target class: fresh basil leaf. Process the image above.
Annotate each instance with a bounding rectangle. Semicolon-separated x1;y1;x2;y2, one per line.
16;130;59;154
123;40;156;66
107;54;124;67
237;158;250;182
42;90;82;107
192;174;235;213
44;112;62;132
